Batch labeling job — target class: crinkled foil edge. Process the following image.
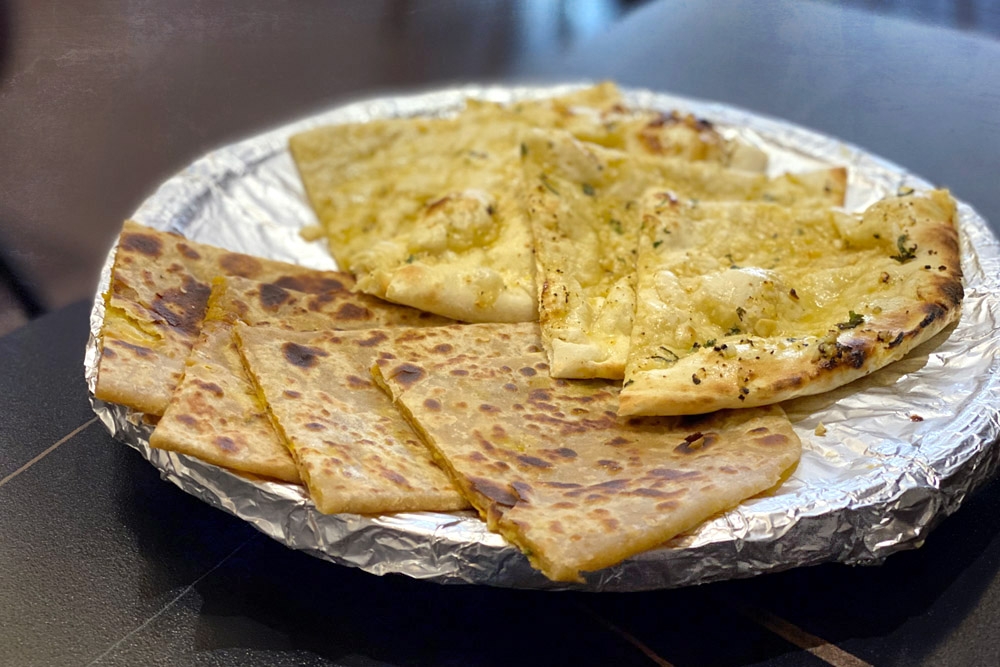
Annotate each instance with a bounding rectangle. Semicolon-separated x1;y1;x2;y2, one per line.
85;83;1000;591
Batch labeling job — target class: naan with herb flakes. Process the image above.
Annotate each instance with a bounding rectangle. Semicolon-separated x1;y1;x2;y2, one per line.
149;275;454;483
375;348;801;583
289;84;771;323
234;323;546;514
291;109;536;323
522;128;847;380
464;82;768;171
95;221;355;416
619;189;963;416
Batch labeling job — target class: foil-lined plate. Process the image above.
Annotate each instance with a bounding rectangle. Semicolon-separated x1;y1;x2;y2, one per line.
85;84;1000;591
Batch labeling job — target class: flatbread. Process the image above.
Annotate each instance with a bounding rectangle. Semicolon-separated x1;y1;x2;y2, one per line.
289;85;770;323
148;320;301;482
150;275;453;483
205;274;452;329
374;347;801;583
522;128;847;380
619;189;964;416
290;105;537;323
233;324;547;514
95;220;356;415
462;83;768;171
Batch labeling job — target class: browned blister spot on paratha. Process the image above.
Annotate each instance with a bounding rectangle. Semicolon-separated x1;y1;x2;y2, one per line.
282;342;328;369
273;274;345;294
219;253;264;278
259;283;291;310
378;339;800;582
120;231;163;257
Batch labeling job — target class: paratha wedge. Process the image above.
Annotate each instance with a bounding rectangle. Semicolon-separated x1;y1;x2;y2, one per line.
619;189;963;416
149;320;301;483
374;347;801;583
150;275;453;482
95;221;356;415
522;128;847;380
233;324;547;514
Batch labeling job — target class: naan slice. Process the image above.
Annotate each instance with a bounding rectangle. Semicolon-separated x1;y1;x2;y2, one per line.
290;105;537;323
150;276;453;482
619;189;963;416
464;83;768;170
522;129;847;379
95;220;354;415
289;85;768;323
233;324;545;514
375;348;801;583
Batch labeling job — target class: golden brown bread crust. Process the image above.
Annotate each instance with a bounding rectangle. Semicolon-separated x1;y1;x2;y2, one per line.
522;129;848;381
378;345;801;583
148;321;302;483
148;273;453;482
234;322;542;514
94;221;420;416
619;189;963;416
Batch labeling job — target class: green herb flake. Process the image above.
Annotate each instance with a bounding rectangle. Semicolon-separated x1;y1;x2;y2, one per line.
653;240;663;248
540;174;560;195
654;347;679;362
704;339;716;347
890;234;918;263
736;306;746;321
520;142;528;157
837;311;865;330
405;255;416;264
727;326;742;335
609;218;623;235
582;183;595;196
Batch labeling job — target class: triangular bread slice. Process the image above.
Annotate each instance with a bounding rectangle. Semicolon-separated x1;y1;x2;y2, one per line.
373;345;801;583
521;128;847;380
288;85;769;323
232;324;547;514
95;221;356;415
290;105;538;323
149;320;301;482
149;275;453;483
619;189;963;416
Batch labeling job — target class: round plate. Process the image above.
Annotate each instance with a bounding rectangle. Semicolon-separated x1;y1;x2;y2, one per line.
86;84;1000;591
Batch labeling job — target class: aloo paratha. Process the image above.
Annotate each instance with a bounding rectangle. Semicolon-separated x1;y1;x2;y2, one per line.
375;346;801;582
94;221;355;415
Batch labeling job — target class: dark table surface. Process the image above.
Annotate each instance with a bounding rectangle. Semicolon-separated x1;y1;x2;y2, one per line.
3;1;1000;665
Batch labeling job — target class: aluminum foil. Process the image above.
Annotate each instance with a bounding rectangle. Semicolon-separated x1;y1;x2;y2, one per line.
85;84;1000;591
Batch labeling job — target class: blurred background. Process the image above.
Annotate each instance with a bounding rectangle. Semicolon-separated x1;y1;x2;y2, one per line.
1;0;999;337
